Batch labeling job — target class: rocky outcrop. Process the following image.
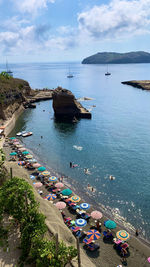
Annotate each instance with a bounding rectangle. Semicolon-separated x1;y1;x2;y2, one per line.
52;87;91;121
122;80;150;90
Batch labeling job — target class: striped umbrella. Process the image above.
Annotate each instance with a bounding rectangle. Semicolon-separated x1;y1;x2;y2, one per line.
116;230;130;241
87;229;101;240
70;195;81;203
80;203;90;210
91;210;103;220
38;166;46;172
55;201;66;210
75;219;87;227
33;163;41;168
55;182;64;188
105;220;117;229
33;182;43;188
46;193;57;201
42;171;50;176
49;176;58;182
25;154;33;159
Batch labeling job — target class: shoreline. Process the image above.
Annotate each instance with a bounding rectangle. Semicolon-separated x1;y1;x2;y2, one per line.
1;104;150;266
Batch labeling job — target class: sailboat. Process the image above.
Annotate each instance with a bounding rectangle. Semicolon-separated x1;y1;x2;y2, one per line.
6;60;13;76
105;65;111;76
67;67;74;78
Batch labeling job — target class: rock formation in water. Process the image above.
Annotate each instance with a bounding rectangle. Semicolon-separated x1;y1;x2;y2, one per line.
52;87;91;121
122;80;150;90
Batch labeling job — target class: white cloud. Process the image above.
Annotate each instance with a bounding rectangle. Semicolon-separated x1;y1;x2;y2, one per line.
78;0;150;40
12;0;55;14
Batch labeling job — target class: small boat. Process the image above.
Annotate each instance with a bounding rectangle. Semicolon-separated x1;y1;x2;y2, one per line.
105;72;111;76
16;132;22;136
22;132;33;137
67;74;74;78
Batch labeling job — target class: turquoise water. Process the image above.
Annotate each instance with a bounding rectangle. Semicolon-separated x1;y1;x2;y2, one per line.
3;62;150;240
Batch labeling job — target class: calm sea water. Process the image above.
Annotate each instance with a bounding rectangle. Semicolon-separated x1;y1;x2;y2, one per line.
2;62;150;240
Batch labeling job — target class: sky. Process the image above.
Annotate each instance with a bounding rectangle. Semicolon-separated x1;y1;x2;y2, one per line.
1;0;150;62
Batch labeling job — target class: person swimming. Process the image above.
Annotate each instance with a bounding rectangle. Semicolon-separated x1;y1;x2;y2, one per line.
109;175;115;180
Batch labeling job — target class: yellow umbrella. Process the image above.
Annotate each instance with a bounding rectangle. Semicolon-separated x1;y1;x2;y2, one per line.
25;154;33;159
70;195;81;202
41;171;50;176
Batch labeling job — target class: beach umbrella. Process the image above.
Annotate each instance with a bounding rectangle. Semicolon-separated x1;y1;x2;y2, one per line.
116;230;130;241
55;182;64;188
80;203;90;210
38;166;46;172
49;176;58;182
105;220;117;229
18;161;25;166
9;137;16;140
9;152;17;156
55;201;66;210
61;188;72;196
46;193;57;201
33;182;43;188
41;171;50;176
30;175;35;180
91;210;103;220
70;195;81;203
13;142;20;145
147;257;150;263
33;163;41;168
25;154;33;159
22;151;29;155
75;219;87;227
87;229;101;240
19;147;26;151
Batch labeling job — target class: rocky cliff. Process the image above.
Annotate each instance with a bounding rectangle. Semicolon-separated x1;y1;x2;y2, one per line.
52;87;91;121
122;80;150;90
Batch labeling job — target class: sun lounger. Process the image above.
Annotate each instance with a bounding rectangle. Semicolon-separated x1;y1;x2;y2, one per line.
83;238;94;245
70;226;81;232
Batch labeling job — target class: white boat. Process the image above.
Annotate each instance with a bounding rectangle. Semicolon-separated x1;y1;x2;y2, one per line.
16;132;22;136
105;65;111;76
22;132;33;137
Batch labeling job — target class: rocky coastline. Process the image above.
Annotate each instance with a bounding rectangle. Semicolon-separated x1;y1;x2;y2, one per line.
122;80;150;90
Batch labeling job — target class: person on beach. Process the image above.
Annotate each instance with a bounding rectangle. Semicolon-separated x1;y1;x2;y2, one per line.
121;247;127;264
70;162;72;168
135;229;139;236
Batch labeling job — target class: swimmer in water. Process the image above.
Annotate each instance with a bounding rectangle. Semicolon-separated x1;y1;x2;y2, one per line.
109;175;115;180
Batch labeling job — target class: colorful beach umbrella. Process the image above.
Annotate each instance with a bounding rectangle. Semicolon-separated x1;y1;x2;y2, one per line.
33;163;41;168
9;152;17;156
116;230;130;241
30;175;35;180
70;195;81;203
33;182;43;188
105;220;117;229
22;151;29;155
61;188;72;196
55;182;64;188
9;137;16;140
87;229;101;240
42;171;50;176
75;219;87;227
80;203;90;210
49;176;58;182
25;154;33;159
46;193;57;201
55;201;66;210
38;166;46;172
91;210;103;220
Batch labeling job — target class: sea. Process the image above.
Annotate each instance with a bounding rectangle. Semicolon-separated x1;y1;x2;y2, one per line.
1;62;150;241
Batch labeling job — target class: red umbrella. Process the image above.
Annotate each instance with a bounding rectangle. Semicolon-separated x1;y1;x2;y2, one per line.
91;210;103;220
55;202;66;210
55;182;64;188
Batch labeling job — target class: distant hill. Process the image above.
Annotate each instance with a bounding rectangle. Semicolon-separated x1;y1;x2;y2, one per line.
82;51;150;64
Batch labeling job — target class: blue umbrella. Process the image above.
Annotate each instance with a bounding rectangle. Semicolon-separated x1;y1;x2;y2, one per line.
30;175;35;180
75;219;87;227
80;203;90;210
105;220;117;229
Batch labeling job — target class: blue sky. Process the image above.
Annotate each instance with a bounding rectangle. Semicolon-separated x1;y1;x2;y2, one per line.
0;0;150;62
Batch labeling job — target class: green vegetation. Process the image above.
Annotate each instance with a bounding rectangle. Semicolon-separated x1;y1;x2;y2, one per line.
0;71;11;79
0;176;77;266
82;51;150;64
